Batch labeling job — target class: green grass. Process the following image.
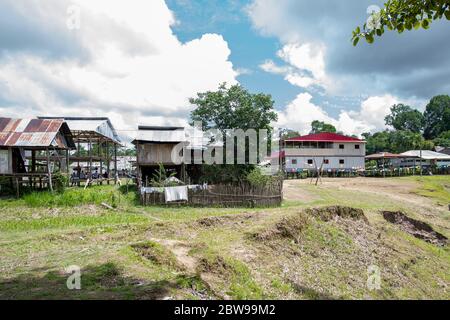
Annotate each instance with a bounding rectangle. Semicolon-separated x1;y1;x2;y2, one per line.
0;177;449;300
407;176;450;205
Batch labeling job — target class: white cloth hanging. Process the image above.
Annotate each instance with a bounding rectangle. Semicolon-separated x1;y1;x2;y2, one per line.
164;186;188;202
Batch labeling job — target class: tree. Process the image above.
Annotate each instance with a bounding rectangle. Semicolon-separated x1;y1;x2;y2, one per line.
384;104;425;133
433;130;450;147
280;128;301;141
310;121;337;134
352;0;450;46
190;84;278;183
364;130;433;154
423;95;450;139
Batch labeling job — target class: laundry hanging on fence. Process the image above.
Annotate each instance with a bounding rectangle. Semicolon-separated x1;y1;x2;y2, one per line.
164;186;188;203
140;187;164;194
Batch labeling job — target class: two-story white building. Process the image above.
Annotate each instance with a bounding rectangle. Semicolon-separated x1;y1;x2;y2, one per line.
283;132;366;172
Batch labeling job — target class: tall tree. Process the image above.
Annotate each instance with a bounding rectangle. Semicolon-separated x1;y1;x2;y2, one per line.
364;130;433;154
190;84;277;183
384;104;425;133
310;120;337;134
433;130;450;147
352;0;450;45
423;95;450;139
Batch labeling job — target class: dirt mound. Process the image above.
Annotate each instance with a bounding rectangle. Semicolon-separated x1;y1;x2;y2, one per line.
250;213;309;243
382;211;448;246
306;206;368;223
196;213;255;228
131;242;183;270
197;256;232;275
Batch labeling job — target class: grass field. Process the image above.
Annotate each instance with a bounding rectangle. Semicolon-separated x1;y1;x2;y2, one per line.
0;176;449;300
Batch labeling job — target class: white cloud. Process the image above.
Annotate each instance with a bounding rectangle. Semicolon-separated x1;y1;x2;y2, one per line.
277;93;336;134
259;43;328;90
0;0;238;137
277;93;401;136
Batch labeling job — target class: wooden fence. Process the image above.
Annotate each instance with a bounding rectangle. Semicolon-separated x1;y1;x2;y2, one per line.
140;180;283;208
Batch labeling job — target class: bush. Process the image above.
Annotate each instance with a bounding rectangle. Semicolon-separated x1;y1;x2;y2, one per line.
246;167;283;187
52;172;68;193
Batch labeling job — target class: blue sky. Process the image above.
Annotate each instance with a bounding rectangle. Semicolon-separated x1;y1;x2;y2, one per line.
166;0;329;115
0;0;449;137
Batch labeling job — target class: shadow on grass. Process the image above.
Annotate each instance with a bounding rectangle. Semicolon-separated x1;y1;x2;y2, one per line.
0;262;177;300
287;279;339;300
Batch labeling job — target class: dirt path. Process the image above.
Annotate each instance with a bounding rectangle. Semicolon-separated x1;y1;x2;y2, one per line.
149;238;197;273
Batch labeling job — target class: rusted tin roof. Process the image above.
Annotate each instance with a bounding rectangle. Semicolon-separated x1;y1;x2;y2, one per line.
0;118;75;149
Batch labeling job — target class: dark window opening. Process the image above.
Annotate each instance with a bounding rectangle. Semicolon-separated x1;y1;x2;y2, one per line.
355;145;360;149
339;159;345;164
323;159;329;164
291;159;297;165
339;144;344;149
307;159;313;165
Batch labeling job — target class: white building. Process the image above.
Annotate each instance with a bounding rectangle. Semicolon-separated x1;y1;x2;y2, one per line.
283;132;366;172
398;150;450;167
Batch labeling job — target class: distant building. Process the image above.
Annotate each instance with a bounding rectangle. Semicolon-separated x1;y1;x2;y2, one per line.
282;132;366;172
435;146;450;156
398;150;450;167
38;116;121;181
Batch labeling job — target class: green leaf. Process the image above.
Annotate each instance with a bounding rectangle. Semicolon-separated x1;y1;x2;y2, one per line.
365;34;374;44
356;26;361;34
353;37;360;46
397;24;404;33
445;10;450;20
422;19;430;29
413;20;421;29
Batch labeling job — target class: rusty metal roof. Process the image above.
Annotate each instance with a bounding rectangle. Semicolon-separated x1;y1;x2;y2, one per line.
0;118;75;149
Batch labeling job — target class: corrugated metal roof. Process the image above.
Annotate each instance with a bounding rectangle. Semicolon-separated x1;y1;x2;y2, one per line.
401;150;450;160
38;117;121;144
134;129;187;143
366;152;404;159
0;118;75;149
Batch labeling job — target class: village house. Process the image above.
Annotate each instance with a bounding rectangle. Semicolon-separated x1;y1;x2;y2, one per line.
282;132;366;172
38;116;121;183
0;117;75;192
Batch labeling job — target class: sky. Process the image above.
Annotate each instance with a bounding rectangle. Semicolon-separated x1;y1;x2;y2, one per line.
0;0;449;141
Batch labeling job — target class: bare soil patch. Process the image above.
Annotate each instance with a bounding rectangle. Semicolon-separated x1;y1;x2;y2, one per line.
382;211;448;246
306;206;368;223
249;212;310;243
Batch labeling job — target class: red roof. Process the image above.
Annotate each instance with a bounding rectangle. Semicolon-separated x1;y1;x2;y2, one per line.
285;132;364;143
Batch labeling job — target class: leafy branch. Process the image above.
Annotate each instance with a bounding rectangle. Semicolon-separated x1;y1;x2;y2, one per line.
352;0;450;46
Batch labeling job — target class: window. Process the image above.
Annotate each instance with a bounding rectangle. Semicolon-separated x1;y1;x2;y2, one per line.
307;159;313;165
339;144;344;149
323;159;329;164
291;159;297;165
355;144;360;149
339;159;345;164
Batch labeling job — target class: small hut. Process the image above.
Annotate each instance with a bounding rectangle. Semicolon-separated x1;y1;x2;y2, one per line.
0;117;75;193
39;117;121;184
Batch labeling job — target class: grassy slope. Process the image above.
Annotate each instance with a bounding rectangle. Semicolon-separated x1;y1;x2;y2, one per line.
0;178;449;300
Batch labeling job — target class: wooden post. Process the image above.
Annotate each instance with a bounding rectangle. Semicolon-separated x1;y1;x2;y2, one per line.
420;150;423;176
15;177;20;198
66;149;70;187
47;148;53;192
89;137;92;178
106;141;111;184
114;143;118;184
